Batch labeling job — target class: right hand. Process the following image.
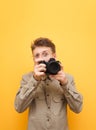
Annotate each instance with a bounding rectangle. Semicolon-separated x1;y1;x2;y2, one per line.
33;63;46;81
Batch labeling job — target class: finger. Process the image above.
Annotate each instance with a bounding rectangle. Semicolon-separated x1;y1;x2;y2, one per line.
35;64;46;72
38;63;46;68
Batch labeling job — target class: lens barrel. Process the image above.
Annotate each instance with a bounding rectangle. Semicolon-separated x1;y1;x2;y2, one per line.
39;58;61;75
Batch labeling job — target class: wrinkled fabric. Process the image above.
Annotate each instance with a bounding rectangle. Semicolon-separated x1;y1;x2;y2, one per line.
14;72;83;130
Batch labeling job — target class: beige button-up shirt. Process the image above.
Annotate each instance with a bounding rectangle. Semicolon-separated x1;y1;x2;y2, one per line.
14;72;83;130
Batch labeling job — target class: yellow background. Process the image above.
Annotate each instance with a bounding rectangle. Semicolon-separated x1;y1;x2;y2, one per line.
0;0;96;130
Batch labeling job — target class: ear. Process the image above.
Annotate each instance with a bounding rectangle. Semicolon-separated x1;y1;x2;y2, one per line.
53;53;56;58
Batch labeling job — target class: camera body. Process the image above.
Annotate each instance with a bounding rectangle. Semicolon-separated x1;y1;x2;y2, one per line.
39;58;61;75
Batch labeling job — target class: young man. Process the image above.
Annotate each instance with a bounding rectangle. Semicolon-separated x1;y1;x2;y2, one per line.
14;37;83;130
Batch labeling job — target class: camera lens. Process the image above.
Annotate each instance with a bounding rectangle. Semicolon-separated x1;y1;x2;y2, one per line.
39;58;61;75
47;60;61;75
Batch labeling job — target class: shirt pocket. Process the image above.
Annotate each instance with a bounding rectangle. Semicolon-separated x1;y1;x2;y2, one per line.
35;85;45;100
51;95;65;116
36;91;45;100
52;95;65;103
35;92;46;113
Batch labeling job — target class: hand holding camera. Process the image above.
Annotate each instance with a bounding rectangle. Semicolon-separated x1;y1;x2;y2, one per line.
39;58;61;75
33;62;46;81
33;58;61;81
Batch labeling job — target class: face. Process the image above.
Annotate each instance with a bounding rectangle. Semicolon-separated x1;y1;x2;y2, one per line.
32;46;56;65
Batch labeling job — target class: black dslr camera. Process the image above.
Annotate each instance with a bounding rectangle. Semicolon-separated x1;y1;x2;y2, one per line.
39;58;61;75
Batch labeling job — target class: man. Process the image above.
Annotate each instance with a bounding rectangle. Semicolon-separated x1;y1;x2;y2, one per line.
14;37;83;130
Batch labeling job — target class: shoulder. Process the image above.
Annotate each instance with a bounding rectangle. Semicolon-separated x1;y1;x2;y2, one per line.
65;73;74;81
21;72;33;81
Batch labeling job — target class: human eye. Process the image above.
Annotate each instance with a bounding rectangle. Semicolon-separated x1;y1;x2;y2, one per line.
34;53;39;58
43;52;49;57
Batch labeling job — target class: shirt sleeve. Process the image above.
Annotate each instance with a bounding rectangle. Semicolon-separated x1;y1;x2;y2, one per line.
14;72;40;113
61;74;83;113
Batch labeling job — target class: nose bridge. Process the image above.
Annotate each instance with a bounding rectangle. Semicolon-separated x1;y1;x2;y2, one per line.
38;54;43;61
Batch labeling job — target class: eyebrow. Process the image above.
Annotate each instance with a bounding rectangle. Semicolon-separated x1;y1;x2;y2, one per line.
34;50;49;56
42;50;49;54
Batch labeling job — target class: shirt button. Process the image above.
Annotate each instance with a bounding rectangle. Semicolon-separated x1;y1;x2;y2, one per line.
48;106;50;109
47;119;49;121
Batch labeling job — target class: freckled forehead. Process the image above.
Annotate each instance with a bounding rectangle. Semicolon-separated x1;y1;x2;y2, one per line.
33;46;52;55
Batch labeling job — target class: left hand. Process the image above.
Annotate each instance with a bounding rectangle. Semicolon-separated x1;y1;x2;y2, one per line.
49;65;68;85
